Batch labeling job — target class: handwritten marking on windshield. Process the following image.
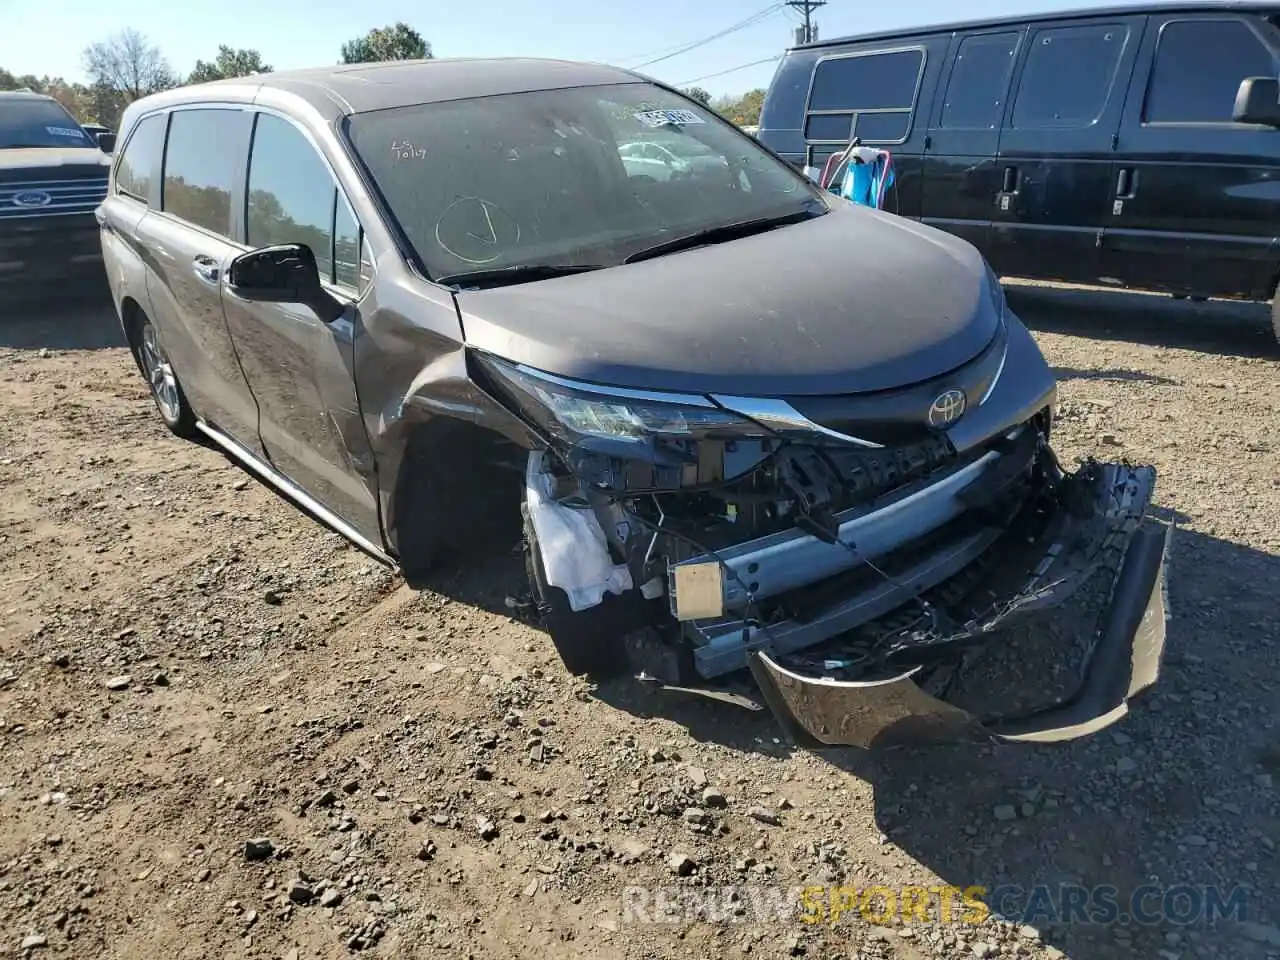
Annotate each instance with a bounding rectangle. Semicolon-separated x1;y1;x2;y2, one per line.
391;140;426;160
466;204;499;246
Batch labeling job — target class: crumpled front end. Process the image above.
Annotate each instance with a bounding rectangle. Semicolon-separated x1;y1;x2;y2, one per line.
477;317;1171;750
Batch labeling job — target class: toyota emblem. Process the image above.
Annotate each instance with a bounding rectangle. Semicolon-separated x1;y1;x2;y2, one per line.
927;388;967;429
12;190;53;209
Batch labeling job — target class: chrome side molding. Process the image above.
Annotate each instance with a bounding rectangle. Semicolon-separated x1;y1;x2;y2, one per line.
194;421;398;570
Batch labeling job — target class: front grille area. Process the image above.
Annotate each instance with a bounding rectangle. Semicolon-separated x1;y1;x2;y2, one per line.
0;176;108;221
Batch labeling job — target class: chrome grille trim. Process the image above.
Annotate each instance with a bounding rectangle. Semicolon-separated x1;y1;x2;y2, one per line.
0;177;108;220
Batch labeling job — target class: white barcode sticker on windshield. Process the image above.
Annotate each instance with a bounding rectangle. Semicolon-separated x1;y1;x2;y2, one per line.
633;109;705;127
46;126;85;138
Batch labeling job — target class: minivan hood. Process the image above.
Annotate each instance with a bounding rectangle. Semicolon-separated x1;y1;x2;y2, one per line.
456;201;999;397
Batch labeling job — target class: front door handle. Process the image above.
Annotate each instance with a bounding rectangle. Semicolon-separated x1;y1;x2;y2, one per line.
1116;167;1137;199
1002;166;1021;194
192;256;220;286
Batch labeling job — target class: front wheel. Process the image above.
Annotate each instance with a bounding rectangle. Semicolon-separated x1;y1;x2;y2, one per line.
132;315;197;438
521;503;648;680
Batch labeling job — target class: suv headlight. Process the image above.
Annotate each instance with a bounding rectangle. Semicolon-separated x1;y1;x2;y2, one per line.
474;354;770;445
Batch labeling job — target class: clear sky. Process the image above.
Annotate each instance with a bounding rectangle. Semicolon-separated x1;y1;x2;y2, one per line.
0;0;1153;97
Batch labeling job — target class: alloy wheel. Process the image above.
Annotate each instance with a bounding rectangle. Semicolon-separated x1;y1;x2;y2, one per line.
139;322;181;423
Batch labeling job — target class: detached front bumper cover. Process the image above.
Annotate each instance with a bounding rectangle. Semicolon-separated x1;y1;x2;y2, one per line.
744;462;1172;749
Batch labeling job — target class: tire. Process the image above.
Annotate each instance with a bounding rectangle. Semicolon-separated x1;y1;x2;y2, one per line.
1272;296;1280;348
521;502;647;680
130;313;197;439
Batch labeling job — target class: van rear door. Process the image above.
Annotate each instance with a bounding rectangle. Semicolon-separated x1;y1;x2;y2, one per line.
919;27;1026;254
1100;11;1280;300
988;14;1147;284
772;37;946;217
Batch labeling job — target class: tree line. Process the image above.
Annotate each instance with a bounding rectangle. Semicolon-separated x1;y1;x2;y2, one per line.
1;21;766;132
0;22;430;129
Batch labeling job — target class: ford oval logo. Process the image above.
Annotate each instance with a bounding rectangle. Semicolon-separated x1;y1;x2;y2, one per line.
927;388;967;430
12;190;53;209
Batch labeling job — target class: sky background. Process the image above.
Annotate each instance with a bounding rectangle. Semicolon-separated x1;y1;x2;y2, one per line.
0;0;1154;97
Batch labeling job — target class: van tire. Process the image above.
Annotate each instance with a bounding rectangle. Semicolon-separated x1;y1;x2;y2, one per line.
129;313;197;439
521;503;642;680
1272;296;1280;347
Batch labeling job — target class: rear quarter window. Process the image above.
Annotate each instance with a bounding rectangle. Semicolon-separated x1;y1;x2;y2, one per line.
115;114;166;204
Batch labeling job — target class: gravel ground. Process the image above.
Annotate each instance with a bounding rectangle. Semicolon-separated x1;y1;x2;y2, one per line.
1;282;1277;960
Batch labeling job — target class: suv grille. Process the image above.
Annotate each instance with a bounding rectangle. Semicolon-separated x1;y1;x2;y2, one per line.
0;176;108;221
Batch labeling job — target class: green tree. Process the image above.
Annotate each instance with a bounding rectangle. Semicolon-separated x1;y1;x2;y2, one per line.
681;86;712;106
340;23;431;64
189;46;272;84
712;88;767;127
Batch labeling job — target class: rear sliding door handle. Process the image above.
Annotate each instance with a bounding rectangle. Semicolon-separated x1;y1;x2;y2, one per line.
1002;166;1021;194
1116;167;1137;199
192;256;220;285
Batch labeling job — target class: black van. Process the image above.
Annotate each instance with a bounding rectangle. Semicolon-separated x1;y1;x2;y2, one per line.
758;1;1280;343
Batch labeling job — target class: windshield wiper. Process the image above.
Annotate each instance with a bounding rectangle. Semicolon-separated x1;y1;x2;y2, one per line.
436;263;606;289
623;206;826;265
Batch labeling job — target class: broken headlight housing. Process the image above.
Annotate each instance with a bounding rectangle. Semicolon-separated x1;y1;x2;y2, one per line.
475;354;771;446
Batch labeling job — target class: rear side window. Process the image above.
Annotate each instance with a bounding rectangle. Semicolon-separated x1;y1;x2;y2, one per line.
1144;20;1276;124
246;113;338;283
162;109;242;237
941;33;1021;129
1012;23;1130;129
806;48;924;143
115;114;165;203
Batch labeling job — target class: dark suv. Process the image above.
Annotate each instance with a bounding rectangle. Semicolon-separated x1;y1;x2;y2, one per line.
99;60;1171;749
1;90;113;296
759;1;1280;344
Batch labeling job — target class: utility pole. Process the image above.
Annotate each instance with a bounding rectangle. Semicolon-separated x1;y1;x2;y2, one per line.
785;0;826;44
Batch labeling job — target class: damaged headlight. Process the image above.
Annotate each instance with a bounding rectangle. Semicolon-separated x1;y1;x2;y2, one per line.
475;354;770;444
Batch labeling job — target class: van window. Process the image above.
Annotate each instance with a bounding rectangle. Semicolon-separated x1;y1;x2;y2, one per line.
115;114;165;204
1144;20;1276;124
806;48;923;144
941;33;1020;129
1012;24;1129;129
162;109;241;237
246;112;338;283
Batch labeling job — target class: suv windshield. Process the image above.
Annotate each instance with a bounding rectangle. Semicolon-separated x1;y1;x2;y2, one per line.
0;98;91;149
346;82;826;280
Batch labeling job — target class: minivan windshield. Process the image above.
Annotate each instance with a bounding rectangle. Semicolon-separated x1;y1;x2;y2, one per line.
346;82;827;282
0;98;92;150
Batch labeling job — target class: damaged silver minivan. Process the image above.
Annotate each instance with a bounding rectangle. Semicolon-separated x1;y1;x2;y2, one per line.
99;58;1172;748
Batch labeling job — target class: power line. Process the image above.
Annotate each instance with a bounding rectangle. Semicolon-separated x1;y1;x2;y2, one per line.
676;55;782;86
629;4;784;70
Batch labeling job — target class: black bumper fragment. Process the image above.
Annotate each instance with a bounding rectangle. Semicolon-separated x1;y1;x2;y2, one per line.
743;462;1172;748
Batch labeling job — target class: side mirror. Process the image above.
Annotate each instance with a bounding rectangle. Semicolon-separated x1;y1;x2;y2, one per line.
1233;77;1280;126
227;243;344;323
94;131;116;152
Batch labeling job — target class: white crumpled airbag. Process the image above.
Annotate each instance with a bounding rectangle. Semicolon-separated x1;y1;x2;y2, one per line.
525;452;633;612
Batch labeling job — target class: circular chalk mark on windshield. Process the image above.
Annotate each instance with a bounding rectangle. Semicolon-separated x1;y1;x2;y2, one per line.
435;197;521;264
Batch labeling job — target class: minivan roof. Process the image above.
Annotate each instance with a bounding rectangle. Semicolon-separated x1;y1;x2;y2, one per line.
795;0;1279;50
138;57;645;117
